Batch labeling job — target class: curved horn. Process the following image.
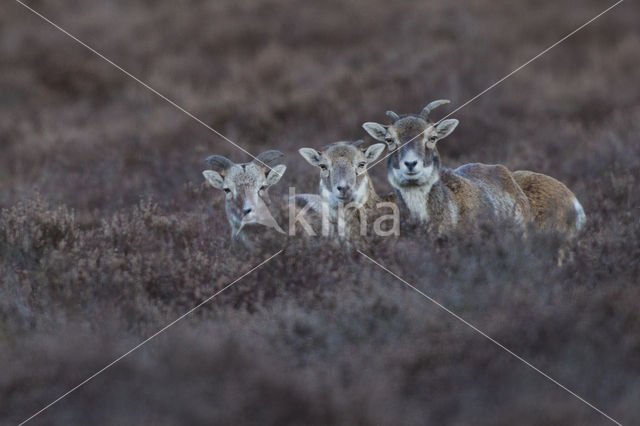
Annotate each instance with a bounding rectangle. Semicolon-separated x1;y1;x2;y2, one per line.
254;150;284;167
386;110;400;122
420;99;450;120
205;155;234;170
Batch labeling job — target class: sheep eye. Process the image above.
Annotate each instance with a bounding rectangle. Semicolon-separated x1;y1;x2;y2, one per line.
429;135;438;141
223;188;231;194
319;164;328;171
358;162;366;168
385;137;394;144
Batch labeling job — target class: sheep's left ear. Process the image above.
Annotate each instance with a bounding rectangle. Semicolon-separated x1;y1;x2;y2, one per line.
435;119;459;140
364;143;386;163
266;164;286;186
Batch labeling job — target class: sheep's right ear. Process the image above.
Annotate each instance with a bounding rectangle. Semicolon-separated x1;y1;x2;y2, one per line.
298;148;323;167
362;122;388;142
203;170;225;190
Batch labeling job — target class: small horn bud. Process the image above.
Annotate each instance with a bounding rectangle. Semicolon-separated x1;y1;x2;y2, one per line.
205;155;234;171
254;150;285;168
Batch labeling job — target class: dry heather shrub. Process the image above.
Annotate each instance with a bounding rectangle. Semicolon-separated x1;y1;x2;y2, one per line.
0;196;78;261
1;195;640;424
2;0;640;424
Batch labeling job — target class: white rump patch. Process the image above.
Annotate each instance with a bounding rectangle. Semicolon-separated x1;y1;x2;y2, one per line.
573;197;586;231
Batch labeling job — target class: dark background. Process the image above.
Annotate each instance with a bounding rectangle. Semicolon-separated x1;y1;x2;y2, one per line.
1;0;639;424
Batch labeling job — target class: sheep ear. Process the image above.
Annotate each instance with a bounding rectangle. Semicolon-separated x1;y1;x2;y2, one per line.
266;164;286;186
435;119;459;140
298;148;323;167
362;122;388;142
203;170;225;190
364;143;386;163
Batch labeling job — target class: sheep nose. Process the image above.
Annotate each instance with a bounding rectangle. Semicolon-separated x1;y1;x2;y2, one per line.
242;207;252;216
404;161;418;171
336;184;350;197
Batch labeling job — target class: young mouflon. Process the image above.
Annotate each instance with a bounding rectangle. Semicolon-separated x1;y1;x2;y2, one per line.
203;150;287;248
298;140;397;239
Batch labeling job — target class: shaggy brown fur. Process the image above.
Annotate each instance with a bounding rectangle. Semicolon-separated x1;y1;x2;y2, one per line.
513;170;586;237
448;163;532;228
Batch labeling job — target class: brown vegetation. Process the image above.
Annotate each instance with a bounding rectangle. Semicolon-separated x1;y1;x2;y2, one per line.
1;0;639;424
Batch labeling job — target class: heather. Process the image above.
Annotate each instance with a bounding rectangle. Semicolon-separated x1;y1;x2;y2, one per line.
1;0;639;424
